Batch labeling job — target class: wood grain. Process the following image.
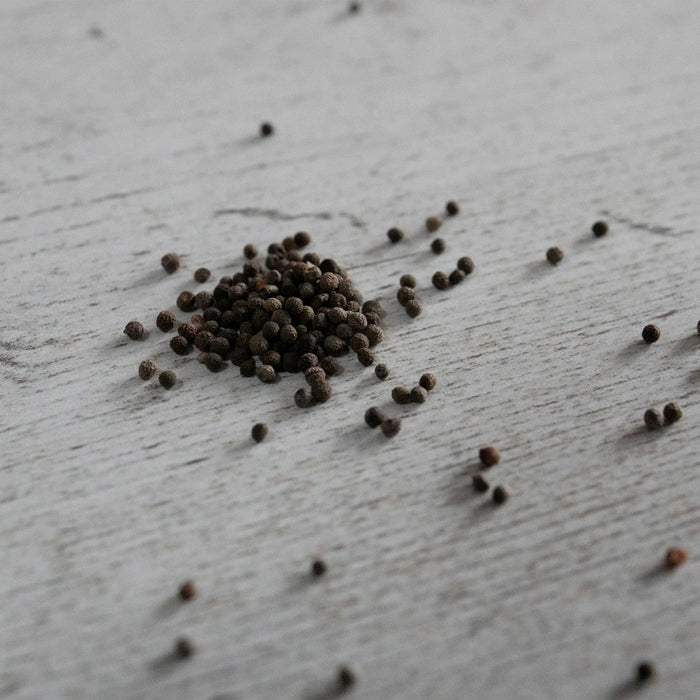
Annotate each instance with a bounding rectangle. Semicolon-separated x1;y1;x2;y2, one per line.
1;1;699;698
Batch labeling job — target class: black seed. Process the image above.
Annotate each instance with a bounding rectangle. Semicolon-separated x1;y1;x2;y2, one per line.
592;221;608;237
176;291;196;312
243;243;258;259
251;423;268;442
419;373;436;391
294;231;311;248
663;402;682;424
375;363;389;380
294;388;314;408
194;267;210;283
426;216;442;233
457;256;475;274
405;299;423;318
138;360;157;380
357;348;375;366
410;386;428;403
260;122;274;137
391;386;411;405
174;637;194;659
636;662;655;683
161;252;180;274
472;475;489;493
169;335;191;356
492;485;509;505
380;417;401;437
255;364;276;383
311;559;327;577
205;353;225;373
158;370;177;389
387;227;404;243
430;238;446;254
546;247;564;265
449;269;466;285
399;274;417;288
338;666;357;688
445;200;459;216
644;408;664;429
364;406;385;428
431;271;449;290
311;379;333;403
123;320;144;340
156;310;176;332
642;324;660;344
179;581;196;601
397;286;416;307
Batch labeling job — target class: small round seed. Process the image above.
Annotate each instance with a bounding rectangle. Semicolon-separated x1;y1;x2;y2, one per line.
479;447;500;468
410;386;428;403
592;221;608;237
419;373;436;391
193;267;210;283
457;256;475;274
338;666;357;688
449;269;466;285
174;637;194;659
205;353;225;373
399;274;417;288
380;417;401;437
256;364;276;383
158;370;177;390
156;310;176;332
431;271;449;290
123;320;144;340
179;581;196;601
260;122;274;137
365;324;384;346
176;291;196;312
664;547;688;569
251;423;268;442
387;227;404;243
405;299;423;318
375;363;389;380
430;238;446;255
642;324;660;344
492;485;509;505
294;231;311;248
445;200;459;216
397;286;416;307
320;356;343;376
364;406;385;428
472;474;489;493
644;408;664;429
138;359;157;380
305;366;327;385
357;348;375;367
161;252;180;274
310;379;333;403
663;402;682;424
311;559;327;577
169;335;191;356
546;247;564;265
294;388;314;408
243;243;258;259
391;386;411;405
636;662;655;683
425;216;442;233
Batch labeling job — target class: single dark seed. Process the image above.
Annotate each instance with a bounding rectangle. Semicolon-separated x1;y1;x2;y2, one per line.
364;406;385;428
449;269;466;285
387;227;404;243
410;386;428;403
294;231;311;248
161;252;180;274
380;417;401;437
156;310;176;332
243;243;258;260
256;364;276;383
338;666;357;688
396;286;415;307
138;359;157;380
479;447;501;468
251;423;268;442
399;274;417;288
431;238;446;255
546;247;564;265
642;324;660;344
205;353;225;373
174;637;194;659
419;373;436;391
445;200;459;216
311;559;327;577
405;299;423;318
176;290;196;312
305;366;327;385
123;320;144;340
169;335;191;356
179;581;196;601
492;485;509;505
592;221;608;237
294;388;314;408
457;256;475;274
260;122;274;137
311;379;333;403
664;547;688;569
391;386;411;405
375;363;389;380
663;402;682;424
320;356;343;376
472;474;489;493
158;370;177;390
431;271;449;290
193;267;210;283
425;216;442;233
636;662;655;683
644;408;664;429
357;348;375;367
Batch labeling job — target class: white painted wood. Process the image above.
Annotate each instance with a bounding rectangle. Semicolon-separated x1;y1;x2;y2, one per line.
1;1;699;698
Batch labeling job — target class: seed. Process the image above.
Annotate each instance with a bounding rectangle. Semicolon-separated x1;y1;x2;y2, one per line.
239;359;256;377
636;662;655;683
449;269;466;285
178;322;198;343
320;356;343;376
294;231;311;248
663;402;682;424
311;559;327;577
397;286;416;307
176;290;196;312
387;227;404;243
338;666;357;688
138;359;157;380
348;1;361;13
405;299;423;318
472;474;489;493
357;348;375;366
320;272;340;292
260;122;274;137
194;291;213;309
158;370;177;390
546;247;564;265
294;388;314;408
251;422;268;442
479;447;500;468
174;637;194;659
305;366;327;385
457;256;475;274
380;417;401;437
665;547;688;569
170;335;191;356
156;310;176;332
642;324;660;343
123;320;144;340
430;238;446;255
445;200;459;216
364;406;385;428
419;373;436;391
311;379;333;403
205;353;225;373
179;581;196;601
160;252;180;274
425;216;442;233
243;243;258;260
375;363;389;380
410;386;428;403
400;274;416;288
365;324;384;346
431;271;449;290
492;485;509;505
644;408;664;429
592;221;608;237
193;267;210;283
391;386;411;405
256;364;276;383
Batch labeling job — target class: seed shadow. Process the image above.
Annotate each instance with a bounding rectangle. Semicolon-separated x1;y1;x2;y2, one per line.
466;498;497;526
572;232;596;249
613;425;659;450
131;269;170;288
287;571;320;594
443;470;484;506
616;340;649;362
149;650;180;675
636;562;667;584
687;368;700;384
522;259;552;279
154;595;182;619
300;679;348;700
673;334;699;355
607;679;644;699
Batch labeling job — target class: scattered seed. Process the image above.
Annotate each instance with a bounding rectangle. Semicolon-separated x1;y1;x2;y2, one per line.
357;348;375;367
176;291;196;312
364;406;385;428
472;474;489;493
410;386;428;403
311;559;327;577
396;286;416;306
161;252;180;274
387;227;404;243
457;256;475;274
431;238;446;254
405;299;423;318
665;547;688;569
399;274;416;288
375;363;389;380
158;370;177;390
445;200;459;216
380;417;401;437
644;408;664;429
492;485;509;505
546;247;564;265
425;216;442;233
193;267;210;283
174;637;194;659
338;666;357;688
419;373;436;391
251;423;268;442
179;581;196;601
170;335;191;356
294;231;311;248
138;359;157;380
431;271;449;290
156;310;176;332
260;122;274;137
663;402;683;424
123;320;144;340
642;324;660;344
310;379;333;403
636;662;655;683
391;386;411;405
479;446;500;468
592;221;608;238
449;269;465;285
243;243;258;260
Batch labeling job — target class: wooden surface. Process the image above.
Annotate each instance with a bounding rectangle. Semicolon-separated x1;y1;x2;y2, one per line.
1;1;699;698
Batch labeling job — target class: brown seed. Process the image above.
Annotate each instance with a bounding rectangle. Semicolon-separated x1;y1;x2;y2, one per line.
174;637;194;659
426;216;442;233
642;324;660;344
405;299;423;318
380;417;401;437
492;485;509;505
205;353;225;373
294;231;311;248
663;402;682;424
410;386;428;403
364;406;385;428
156;310;176;332
472;474;489;493
449;269;466;285
357;348;375;367
256;364;276;383
391;386;411;405
320;272;340;292
160;252;180;274
457;256;475;274
179;581;196;601
636;662;655;683
430;238;445;255
644;408;664;429
320;356;343;376
387;227;404;243
375;363;389;380
546;246;564;265
243;243;258;260
396;286;416;307
445;200;459;216
251;422;268;442
193;267;210;283
400;274;417;288
158;370;177;390
294;388;314;408
419;373;436;391
431;271;449;290
479;447;500;468
311;559;327;577
169;335;191;356
176;290;196;312
138;359;157;380
664;547;688;569
311;379;333;403
123;320;144;340
365;324;384;346
178;322;198;343
260;122;274;137
338;666;357;688
305;366;327;385
592;221;608;237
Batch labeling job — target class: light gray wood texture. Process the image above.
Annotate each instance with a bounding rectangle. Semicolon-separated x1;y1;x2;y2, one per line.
1;1;699;698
